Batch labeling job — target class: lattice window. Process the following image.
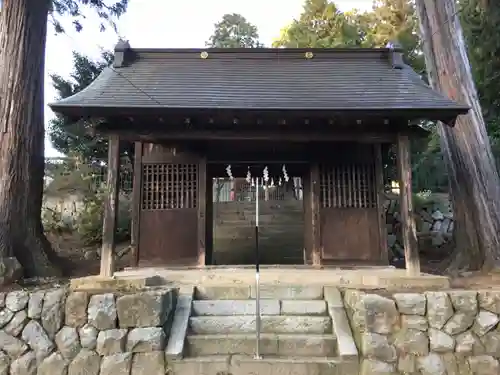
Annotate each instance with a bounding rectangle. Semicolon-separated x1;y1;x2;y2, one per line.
141;163;197;210
320;163;376;208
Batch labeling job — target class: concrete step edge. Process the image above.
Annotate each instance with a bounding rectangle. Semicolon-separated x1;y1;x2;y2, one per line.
186;333;337;339
192;299;328;316
174;355;358;364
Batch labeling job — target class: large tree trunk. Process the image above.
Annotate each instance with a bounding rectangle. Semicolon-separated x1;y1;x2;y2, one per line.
416;0;500;273
0;0;62;278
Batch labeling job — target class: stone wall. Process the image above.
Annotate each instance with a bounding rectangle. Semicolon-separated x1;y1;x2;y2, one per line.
344;289;500;375
0;287;177;375
385;193;454;260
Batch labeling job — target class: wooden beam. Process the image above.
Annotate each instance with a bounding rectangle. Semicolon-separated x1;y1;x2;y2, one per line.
197;157;207;267
310;163;322;267
99;130;398;143
131;141;142;267
100;134;121;277
375;144;389;264
396;134;420;276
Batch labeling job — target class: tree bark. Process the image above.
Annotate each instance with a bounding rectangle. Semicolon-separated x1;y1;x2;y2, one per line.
0;0;62;278
415;0;500;273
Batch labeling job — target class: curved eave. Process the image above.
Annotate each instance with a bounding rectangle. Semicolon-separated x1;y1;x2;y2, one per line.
48;102;469;125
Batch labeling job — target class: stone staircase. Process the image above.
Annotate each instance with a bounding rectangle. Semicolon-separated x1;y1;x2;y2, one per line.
166;285;360;375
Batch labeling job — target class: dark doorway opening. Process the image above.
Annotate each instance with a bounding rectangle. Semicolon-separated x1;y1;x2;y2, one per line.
209;163;305;265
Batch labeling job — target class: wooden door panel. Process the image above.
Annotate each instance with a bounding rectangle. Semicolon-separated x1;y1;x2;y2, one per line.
320;207;379;261
139;161;199;266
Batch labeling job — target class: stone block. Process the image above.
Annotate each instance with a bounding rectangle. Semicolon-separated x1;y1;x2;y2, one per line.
478;291;500;314
9;351;35;375
116;290;174;328
0;351;9;375
358;294;399;334
4;311;27;337
5;292;29;313
468;355;499;375
65;292;89;328
398;354;416;374
229;355;359;375
165;293;192;359
55;326;81;360
429;328;455;353
251;285;323;300
394;329;429;356
78;324;97;350
473;310;499;336
330;306;358;359
68;350;100;375
393;293;426;315
189;315;331;334
481;331;500;357
0;331;28;359
417;353;446;375
192;300;279;316
169;356;229;375
126;327;166;352
195;286;250;300
449;291;478;315
361;332;396;362
41;289;66;340
401;315;428;331
131;352;165;375
426;292;453;330
27;291;44;319
21;320;54;361
455;331;484;355
37;352;68;375
360;359;397;375
96;329;127;356
444;312;475;336
87;294;117;330
280;300;327;315
100;353;132;375
0;309;14;329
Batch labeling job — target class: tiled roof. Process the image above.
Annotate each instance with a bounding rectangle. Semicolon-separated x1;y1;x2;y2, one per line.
49;47;468;120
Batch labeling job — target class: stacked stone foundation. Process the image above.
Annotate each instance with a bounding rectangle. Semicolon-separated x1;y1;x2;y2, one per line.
344;289;500;375
0;287;177;375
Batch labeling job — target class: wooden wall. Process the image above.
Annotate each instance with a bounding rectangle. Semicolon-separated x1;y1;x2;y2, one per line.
212;200;304;265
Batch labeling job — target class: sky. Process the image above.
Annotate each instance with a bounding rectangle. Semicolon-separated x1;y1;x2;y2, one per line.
44;0;373;157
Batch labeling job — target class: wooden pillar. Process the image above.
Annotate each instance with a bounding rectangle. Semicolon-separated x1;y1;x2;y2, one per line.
396;134;420;276
130;141;143;267
375;144;389;263
197;157;207;267
310;163;322;266
100;134;121;277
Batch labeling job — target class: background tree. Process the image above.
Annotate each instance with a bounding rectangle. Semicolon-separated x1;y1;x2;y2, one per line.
0;0;128;280
49;51;113;162
273;0;366;48
459;0;500;156
206;13;262;48
48;51;134;163
416;0;500;272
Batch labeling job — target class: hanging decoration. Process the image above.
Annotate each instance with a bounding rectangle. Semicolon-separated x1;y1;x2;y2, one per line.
226;164;234;180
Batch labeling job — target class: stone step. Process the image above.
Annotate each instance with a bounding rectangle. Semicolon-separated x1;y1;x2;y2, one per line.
195;285;324;300
189;315;332;334
192;299;327;316
186;333;337;357
169;355;359;375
